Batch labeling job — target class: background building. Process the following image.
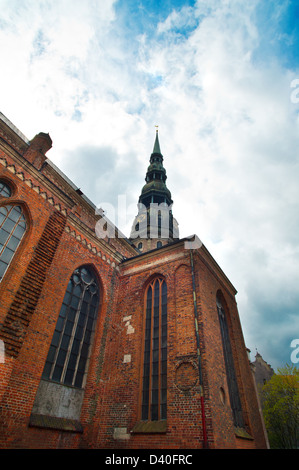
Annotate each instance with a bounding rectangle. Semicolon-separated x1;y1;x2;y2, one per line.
0;112;268;449
252;351;275;389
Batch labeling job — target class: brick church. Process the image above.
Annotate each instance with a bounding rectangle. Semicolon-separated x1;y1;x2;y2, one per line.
0;112;268;449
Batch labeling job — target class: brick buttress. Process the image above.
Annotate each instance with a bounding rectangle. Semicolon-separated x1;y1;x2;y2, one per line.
0;210;66;357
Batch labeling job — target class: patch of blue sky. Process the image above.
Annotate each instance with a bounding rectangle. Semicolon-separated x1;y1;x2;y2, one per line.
72;108;82;122
125;100;147;116
253;0;299;69
157;19;199;43
147;74;164;89
114;0;198;40
123;71;163;116
0;17;9;30
30;29;50;62
70;91;89;122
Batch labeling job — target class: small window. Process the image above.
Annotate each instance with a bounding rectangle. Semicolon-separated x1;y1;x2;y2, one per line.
157;241;162;248
0;180;12;197
138;242;143;250
0;205;26;280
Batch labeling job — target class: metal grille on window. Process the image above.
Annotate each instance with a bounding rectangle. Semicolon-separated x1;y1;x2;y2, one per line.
142;278;167;421
0;205;26;280
42;266;100;389
216;293;244;428
0;181;12;197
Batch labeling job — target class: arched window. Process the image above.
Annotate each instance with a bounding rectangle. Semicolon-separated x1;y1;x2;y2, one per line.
42;265;100;389
141;277;167;421
0;205;26;280
0;180;12;197
216;292;244;428
158;211;161;237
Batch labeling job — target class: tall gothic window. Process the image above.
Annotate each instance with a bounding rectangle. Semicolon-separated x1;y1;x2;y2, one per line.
0;205;26;281
216;292;244;428
42;266;100;389
141;277;167;421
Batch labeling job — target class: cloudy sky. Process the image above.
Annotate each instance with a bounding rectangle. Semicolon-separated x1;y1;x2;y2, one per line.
1;0;299;370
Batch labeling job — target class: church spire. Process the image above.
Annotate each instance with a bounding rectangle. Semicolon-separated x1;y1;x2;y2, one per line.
153;127;161;154
129;129;179;252
138;129;172;208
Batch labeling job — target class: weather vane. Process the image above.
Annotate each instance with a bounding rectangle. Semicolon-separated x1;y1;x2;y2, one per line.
155;125;159;133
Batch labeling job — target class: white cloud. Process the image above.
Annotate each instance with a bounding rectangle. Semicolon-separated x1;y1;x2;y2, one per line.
0;0;298;369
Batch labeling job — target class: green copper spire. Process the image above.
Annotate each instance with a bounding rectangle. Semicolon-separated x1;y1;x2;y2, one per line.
153;128;161;154
138;129;172;208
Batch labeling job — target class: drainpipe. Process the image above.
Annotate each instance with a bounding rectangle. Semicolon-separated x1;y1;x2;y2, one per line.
190;249;208;449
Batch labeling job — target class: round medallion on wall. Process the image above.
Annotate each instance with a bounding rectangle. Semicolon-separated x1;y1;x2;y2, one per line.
175;362;198;391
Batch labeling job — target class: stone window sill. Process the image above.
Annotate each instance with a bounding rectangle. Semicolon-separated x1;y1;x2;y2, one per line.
29;413;83;433
131;420;167;434
234;427;254;440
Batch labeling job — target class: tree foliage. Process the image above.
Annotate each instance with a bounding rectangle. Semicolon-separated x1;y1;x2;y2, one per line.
261;364;299;448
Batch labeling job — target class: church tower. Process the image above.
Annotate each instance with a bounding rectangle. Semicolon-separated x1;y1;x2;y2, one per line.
130;129;179;252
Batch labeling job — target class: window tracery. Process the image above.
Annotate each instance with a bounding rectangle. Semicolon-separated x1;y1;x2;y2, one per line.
42;265;100;389
141;277;167;421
